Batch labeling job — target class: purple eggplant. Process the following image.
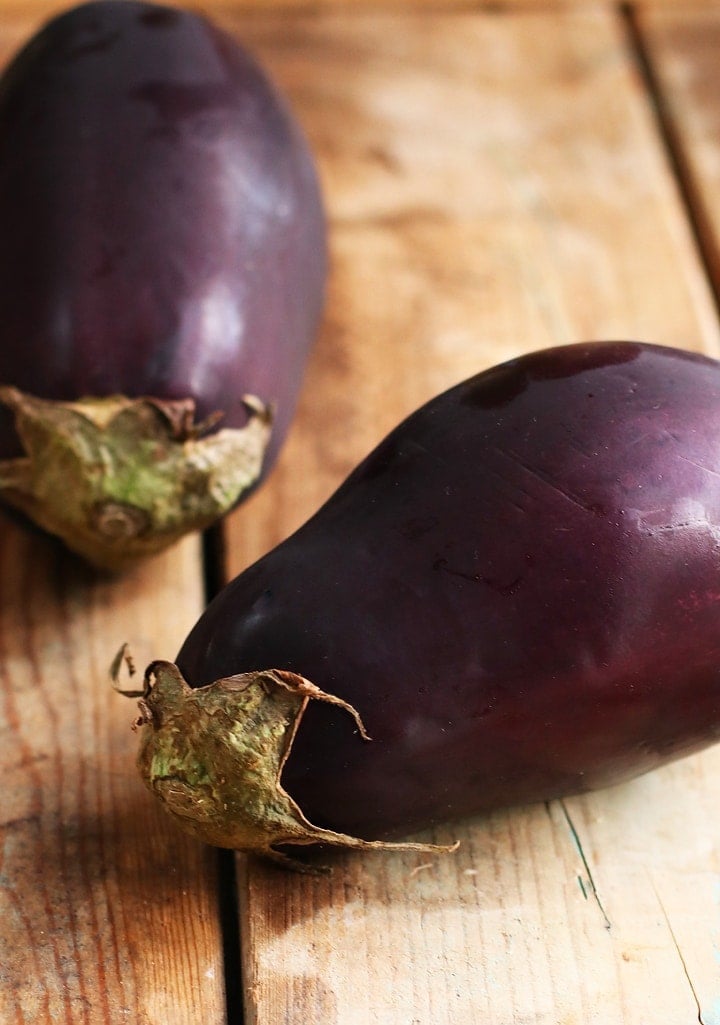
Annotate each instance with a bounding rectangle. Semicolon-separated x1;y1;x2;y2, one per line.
0;0;326;570
128;341;720;868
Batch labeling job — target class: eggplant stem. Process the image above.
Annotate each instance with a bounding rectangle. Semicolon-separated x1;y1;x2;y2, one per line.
0;387;273;571
133;661;461;870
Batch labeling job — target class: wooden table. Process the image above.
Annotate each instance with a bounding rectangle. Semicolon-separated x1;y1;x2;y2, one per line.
2;1;720;1022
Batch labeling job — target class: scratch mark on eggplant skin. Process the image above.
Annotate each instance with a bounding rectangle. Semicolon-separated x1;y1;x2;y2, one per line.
494;448;601;516
651;878;706;1024
679;454;720;481
642;519;713;536
556;800;611;930
433;558;523;596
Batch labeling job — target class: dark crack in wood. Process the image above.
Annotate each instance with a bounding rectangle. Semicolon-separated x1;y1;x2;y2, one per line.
558;800;611;930
650;877;705;1025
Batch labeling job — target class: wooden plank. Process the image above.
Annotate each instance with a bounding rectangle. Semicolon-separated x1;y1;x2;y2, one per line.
216;3;720;544
215;7;720;1024
604;8;720;1020
1;2;719;25
0;523;227;1025
0;9;227;1022
637;6;720;295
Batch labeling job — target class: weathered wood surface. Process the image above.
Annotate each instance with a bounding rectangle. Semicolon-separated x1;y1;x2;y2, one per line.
221;6;720;1025
0;2;720;1025
638;6;720;294
0;527;227;1024
2;1;720;25
0;15;228;1013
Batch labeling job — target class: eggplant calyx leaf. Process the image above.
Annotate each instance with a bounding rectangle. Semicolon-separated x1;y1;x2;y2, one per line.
132;660;459;873
0;387;273;572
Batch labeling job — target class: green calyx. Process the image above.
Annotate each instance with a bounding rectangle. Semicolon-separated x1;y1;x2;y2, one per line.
0;387;273;572
122;659;458;873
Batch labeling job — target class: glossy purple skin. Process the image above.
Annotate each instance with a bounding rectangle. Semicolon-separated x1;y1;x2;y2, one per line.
0;0;326;462
177;342;720;841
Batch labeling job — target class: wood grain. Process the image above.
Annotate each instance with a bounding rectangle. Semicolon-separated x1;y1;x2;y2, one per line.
0;517;226;1024
216;7;720;1024
0;7;229;1022
637;7;720;298
220;4;720;567
0;10;230;1023
0;2;718;30
1;2;719;1025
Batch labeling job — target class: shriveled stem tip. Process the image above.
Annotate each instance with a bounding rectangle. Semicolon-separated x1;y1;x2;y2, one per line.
0;388;273;571
129;660;459;871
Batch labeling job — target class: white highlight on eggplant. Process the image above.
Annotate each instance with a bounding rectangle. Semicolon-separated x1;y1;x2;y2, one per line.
180;279;246;398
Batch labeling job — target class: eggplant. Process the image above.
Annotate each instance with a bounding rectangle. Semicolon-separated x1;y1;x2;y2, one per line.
0;0;326;570
127;341;720;868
